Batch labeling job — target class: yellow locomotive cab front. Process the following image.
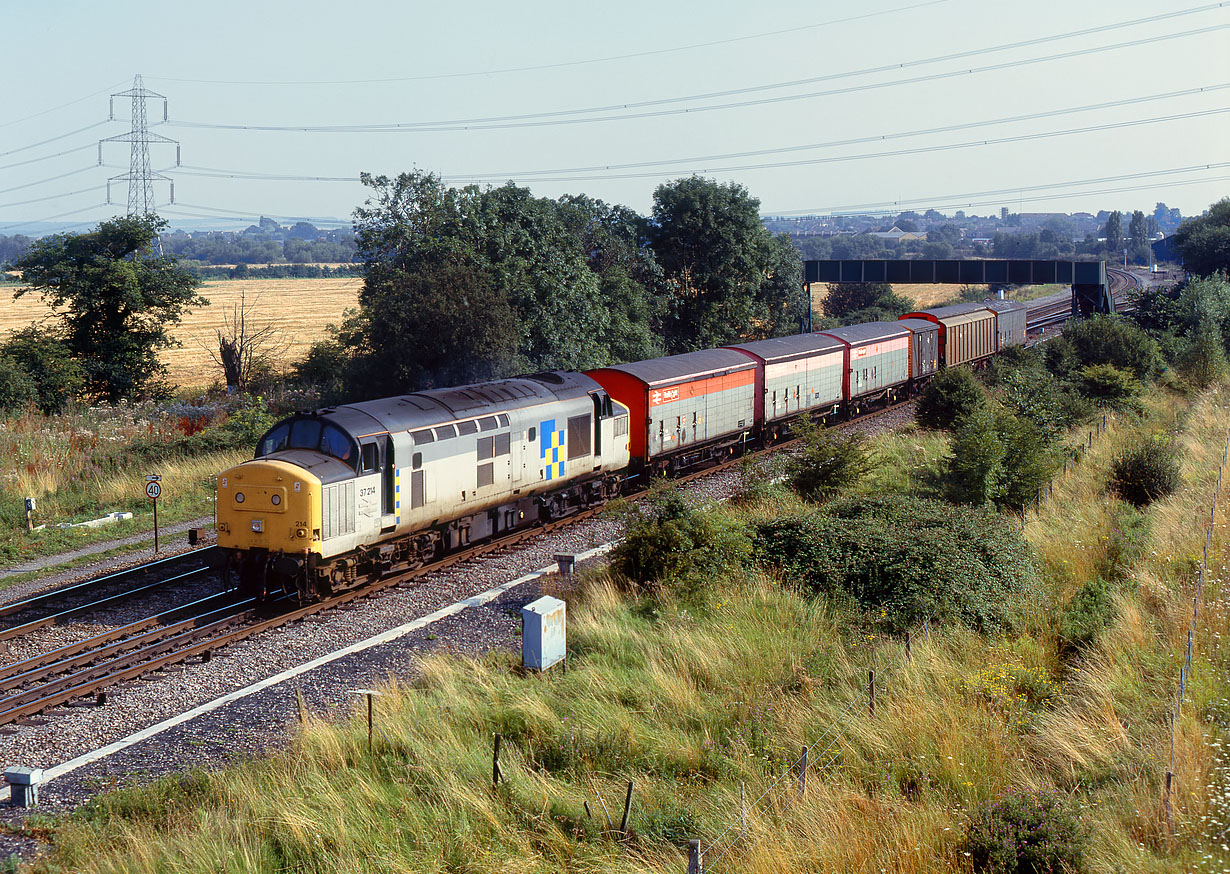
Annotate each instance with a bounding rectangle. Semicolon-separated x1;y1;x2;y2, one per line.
217;459;323;557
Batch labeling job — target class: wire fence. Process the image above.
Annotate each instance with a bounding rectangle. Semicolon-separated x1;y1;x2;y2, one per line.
1162;425;1229;836
690;610;937;873
687;413;1223;872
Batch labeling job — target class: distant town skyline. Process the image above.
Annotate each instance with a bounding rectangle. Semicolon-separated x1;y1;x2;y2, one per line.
2;0;1227;234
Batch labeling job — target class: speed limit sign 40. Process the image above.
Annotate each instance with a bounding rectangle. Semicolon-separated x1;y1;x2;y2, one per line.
145;480;162;500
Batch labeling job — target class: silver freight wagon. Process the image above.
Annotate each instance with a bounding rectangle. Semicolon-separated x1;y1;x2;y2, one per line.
818;321;912;403
981;300;1028;349
724;333;845;425
587;349;757;466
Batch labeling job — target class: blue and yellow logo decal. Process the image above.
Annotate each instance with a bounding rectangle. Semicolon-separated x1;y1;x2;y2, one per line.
540;418;566;480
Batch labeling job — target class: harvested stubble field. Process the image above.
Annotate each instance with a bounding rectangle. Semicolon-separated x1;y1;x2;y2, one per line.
0;277;361;389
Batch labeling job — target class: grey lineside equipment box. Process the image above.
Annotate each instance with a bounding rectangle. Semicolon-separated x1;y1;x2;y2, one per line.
5;766;43;807
522;595;566;671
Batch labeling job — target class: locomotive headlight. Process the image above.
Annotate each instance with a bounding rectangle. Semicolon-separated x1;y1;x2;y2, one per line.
271;494;282;506
235;492;246;504
251;519;263;533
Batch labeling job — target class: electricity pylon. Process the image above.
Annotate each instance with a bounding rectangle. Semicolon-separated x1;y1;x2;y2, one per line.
99;74;180;216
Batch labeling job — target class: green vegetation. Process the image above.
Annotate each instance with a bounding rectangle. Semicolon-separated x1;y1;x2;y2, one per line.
915;366;988;430
10;215;206;402
1109;435;1182;507
963;787;1090;873
818;281;912;326
607;484;750;597
1171;197;1230;277
784;418;875;502
753;495;1036;632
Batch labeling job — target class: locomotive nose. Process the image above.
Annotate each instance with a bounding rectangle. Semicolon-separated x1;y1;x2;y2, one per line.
217;459;322;556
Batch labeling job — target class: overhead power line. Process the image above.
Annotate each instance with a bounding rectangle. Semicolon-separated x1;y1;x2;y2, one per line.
0;143;98;173
0;202;109;233
0;185;105;210
766;162;1230;215
0;120;111;159
163;17;1230;133
146;0;957;85
447;84;1230;180
0;80;129;131
162;89;1230;186
0;165;98;197
443;107;1230;183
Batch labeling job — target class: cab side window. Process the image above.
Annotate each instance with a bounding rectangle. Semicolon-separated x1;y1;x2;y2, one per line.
360;443;379;474
257;422;290;457
320;424;357;466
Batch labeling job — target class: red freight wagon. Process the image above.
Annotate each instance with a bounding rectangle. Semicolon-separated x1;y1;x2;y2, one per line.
586;349;756;469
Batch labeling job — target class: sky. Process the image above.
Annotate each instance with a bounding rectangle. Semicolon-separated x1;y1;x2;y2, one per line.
1;0;1228;233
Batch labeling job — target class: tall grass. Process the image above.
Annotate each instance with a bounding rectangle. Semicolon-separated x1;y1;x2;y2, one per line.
0;401;249;573
23;382;1230;873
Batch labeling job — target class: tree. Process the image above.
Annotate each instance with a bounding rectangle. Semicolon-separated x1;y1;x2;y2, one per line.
1172;198;1230;277
209;289;288;392
0;326;85;412
1101;211;1123;256
11;215;205;401
649;176;805;352
821;282;912;324
1128;210;1150;264
348;171;631;397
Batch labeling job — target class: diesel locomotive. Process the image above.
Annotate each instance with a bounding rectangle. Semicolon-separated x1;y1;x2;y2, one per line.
216;300;1026;600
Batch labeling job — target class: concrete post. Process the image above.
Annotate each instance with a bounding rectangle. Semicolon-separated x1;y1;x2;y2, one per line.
5;767;43;807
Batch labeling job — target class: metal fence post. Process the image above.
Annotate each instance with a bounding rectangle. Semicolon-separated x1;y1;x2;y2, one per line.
797;747;808;797
688;839;704;874
869;670;876;718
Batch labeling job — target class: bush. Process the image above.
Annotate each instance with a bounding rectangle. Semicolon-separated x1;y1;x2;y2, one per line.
1053;314;1164;381
1177;323;1228;387
1078;363;1142;410
753;495;1037;632
730;455;791;506
0;355;37;412
785;417;875;502
964;787;1089;873
945;405;1056;510
1058;577;1116;654
609;484;750;596
986;349;1093;435
915;366;988;430
1110;436;1182;506
0;326;85;412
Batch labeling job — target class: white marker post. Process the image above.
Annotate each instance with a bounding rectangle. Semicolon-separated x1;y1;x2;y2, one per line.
145;475;162;553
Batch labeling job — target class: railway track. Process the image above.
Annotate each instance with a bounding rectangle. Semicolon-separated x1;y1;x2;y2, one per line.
0;422;820;727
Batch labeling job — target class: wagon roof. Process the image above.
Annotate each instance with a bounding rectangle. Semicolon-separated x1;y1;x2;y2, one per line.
979;300;1028;314
306;372;599;437
910;303;991;319
589;348;754;387
818;321;911;345
896;318;940;334
724;333;845;364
